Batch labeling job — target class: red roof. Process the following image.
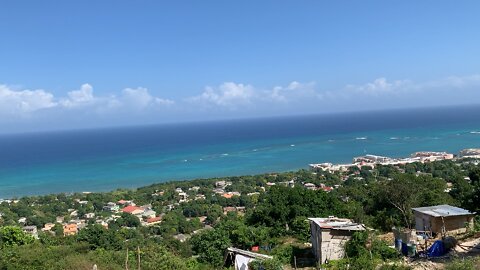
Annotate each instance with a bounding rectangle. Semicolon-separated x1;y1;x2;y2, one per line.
147;217;162;223
118;200;128;204
322;186;333;192
122;205;143;213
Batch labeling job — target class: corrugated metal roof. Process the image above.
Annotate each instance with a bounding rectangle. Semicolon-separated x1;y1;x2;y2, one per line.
412;204;474;217
308;217;366;231
227;247;273;259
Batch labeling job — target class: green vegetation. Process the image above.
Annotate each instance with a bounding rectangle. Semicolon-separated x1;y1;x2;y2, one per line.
0;158;480;269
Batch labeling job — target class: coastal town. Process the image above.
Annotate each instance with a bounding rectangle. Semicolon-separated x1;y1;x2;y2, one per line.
0;148;480;268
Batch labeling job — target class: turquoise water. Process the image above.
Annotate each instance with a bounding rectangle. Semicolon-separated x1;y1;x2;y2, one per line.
1;106;480;198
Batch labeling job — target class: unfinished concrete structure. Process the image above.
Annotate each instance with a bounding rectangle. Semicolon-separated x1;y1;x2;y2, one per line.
308;217;365;264
412;204;475;235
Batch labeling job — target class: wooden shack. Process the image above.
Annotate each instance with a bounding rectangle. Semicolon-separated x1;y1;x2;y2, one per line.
412;204;475;235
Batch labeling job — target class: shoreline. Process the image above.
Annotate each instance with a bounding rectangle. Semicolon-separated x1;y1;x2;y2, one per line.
2;147;479;200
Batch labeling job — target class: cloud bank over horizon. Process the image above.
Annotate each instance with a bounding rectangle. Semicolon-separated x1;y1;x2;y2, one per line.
2;74;480;133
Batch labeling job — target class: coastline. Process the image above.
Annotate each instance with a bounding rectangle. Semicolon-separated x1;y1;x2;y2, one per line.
2;107;480;198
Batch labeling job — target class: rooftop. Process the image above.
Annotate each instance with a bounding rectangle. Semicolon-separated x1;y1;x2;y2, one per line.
227;247;273;260
308;217;365;231
122;205;144;213
412;204;475;217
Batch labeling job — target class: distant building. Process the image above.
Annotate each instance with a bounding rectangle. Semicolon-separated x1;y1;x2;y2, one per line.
63;223;78;236
215;181;227;188
412;204;475;235
178;192;189;203
84;212;95;219
460;148;480;158
145;216;162;226
122;205;145;215
142;209;157;219
103;202;120;212
173;233;189;243
117;200;134;206
42;223;55;232
23;226;38;239
353;154;392;164
308;217;366;264
411;151;454;162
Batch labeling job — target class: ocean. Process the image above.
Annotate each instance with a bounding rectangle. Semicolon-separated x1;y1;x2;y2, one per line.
1;105;480;198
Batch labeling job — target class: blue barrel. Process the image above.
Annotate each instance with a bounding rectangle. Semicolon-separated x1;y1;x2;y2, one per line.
401;242;408;256
395;239;402;251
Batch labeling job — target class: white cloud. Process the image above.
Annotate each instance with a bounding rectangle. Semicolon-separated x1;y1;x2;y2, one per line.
268;81;320;102
60;84;95;108
190;82;255;107
3;74;480;130
0;85;57;115
0;84;173;119
120;87;174;109
345;78;411;96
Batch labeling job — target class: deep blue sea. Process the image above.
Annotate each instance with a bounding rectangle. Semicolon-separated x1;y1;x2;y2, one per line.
2;105;480;198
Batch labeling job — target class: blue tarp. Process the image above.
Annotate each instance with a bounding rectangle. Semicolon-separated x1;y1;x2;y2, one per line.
427;240;446;257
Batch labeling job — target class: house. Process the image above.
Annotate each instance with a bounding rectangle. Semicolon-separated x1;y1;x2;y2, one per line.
173;233;189;242
189;186;200;192
225;247;273;270
18;217;27;224
308;217;366;264
142;209;157;219
145;216;162;226
222;193;234;199
56;216;65;223
117;200;134;206
42;223;55;232
103;202;120;212
122;205;145;215
84;212;95;219
178;192;189;203
223;207;237;215
23;226;38;238
215;180;227;188
63;223;78;236
412;204;475;235
195;194;206;200
304;183;317;190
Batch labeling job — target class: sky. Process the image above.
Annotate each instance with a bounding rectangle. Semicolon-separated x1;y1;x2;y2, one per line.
1;1;480;133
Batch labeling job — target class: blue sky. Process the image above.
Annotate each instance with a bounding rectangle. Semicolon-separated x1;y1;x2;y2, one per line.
1;1;480;132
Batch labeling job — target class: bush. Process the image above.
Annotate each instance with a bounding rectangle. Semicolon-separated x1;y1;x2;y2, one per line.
445;258;479;270
248;258;283;270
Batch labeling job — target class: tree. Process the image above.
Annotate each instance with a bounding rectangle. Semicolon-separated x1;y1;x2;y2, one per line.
190;229;231;267
76;224;122;250
380;174;451;228
0;226;34;248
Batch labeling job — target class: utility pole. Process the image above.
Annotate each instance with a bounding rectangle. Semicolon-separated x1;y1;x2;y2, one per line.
125;248;129;270
137;246;141;270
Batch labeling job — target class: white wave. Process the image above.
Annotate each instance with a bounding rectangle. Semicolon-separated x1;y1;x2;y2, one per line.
356;137;367;140
470;131;480;134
